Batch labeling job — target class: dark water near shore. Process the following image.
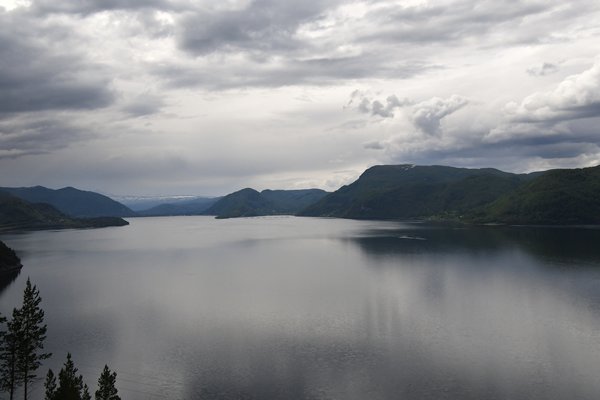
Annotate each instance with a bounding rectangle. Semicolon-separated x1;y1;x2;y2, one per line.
2;217;600;399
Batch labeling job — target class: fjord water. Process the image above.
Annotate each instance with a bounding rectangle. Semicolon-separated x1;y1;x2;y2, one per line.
2;217;600;399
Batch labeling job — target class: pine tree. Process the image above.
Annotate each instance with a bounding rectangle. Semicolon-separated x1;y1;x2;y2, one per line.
44;369;57;400
54;353;85;400
82;384;92;400
17;278;51;400
95;365;120;400
0;308;23;400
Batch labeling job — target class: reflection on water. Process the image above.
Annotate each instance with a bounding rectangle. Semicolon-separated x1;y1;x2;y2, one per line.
0;268;20;294
1;217;600;399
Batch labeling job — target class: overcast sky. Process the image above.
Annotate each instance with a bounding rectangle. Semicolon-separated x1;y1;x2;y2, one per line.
1;0;600;196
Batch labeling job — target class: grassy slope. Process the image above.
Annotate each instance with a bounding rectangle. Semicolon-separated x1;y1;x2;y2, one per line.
471;166;600;224
300;165;526;219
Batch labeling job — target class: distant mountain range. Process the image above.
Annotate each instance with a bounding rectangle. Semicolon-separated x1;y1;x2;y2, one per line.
0;186;135;218
138;197;221;216
205;188;329;218
2;164;599;226
0;191;129;231
113;195;217;212
301;164;600;225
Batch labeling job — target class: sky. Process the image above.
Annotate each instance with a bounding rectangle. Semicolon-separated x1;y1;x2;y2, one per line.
1;0;600;196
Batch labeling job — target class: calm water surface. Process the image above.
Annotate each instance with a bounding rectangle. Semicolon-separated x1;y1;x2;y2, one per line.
2;216;600;399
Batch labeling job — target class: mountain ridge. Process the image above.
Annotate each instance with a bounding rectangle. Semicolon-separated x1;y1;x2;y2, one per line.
0;191;129;232
299;164;600;225
0;186;135;218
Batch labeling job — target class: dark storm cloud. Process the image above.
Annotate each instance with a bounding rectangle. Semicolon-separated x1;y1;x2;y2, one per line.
361;0;565;46
178;0;339;56
388;131;600;172
122;95;165;117
0;117;91;159
0;12;114;114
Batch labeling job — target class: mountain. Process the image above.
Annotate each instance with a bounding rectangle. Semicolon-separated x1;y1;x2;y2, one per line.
0;186;135;218
471;165;600;225
139;197;221;216
113;195;212;212
260;189;329;213
0;191;129;231
299;165;530;219
300;164;600;225
205;188;276;218
205;188;329;219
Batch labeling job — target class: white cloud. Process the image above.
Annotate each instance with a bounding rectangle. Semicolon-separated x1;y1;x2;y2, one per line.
505;58;600;123
526;62;559;77
1;0;600;194
411;95;469;136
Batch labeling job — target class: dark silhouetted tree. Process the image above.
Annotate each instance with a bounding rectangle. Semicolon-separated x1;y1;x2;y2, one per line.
54;353;86;400
0;308;23;400
95;365;120;400
82;384;91;400
55;353;85;400
18;278;51;400
44;369;57;400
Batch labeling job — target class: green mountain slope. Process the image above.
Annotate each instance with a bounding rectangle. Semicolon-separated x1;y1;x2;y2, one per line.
260;189;328;213
0;186;135;218
299;165;528;219
300;164;600;225
205;188;329;219
0;191;129;231
205;188;275;218
471;165;600;224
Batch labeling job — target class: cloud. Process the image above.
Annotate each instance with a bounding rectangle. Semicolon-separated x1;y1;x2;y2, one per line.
122;94;165;117
154;58;438;89
411;95;469;135
0;116;91;159
177;0;338;56
363;140;386;150
360;0;566;47
526;62;559;77
347;91;413;118
30;0;181;15
504;59;600;124
0;11;114;114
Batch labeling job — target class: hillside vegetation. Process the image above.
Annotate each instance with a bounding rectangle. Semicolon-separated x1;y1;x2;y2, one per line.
0;186;135;218
205;188;329;219
0;191;129;231
299;164;600;225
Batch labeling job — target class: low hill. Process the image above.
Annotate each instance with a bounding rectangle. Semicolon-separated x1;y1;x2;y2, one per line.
205;188;329;219
139;197;221;216
0;186;135;218
299;165;529;219
471;165;600;225
205;188;276;218
0;191;129;231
